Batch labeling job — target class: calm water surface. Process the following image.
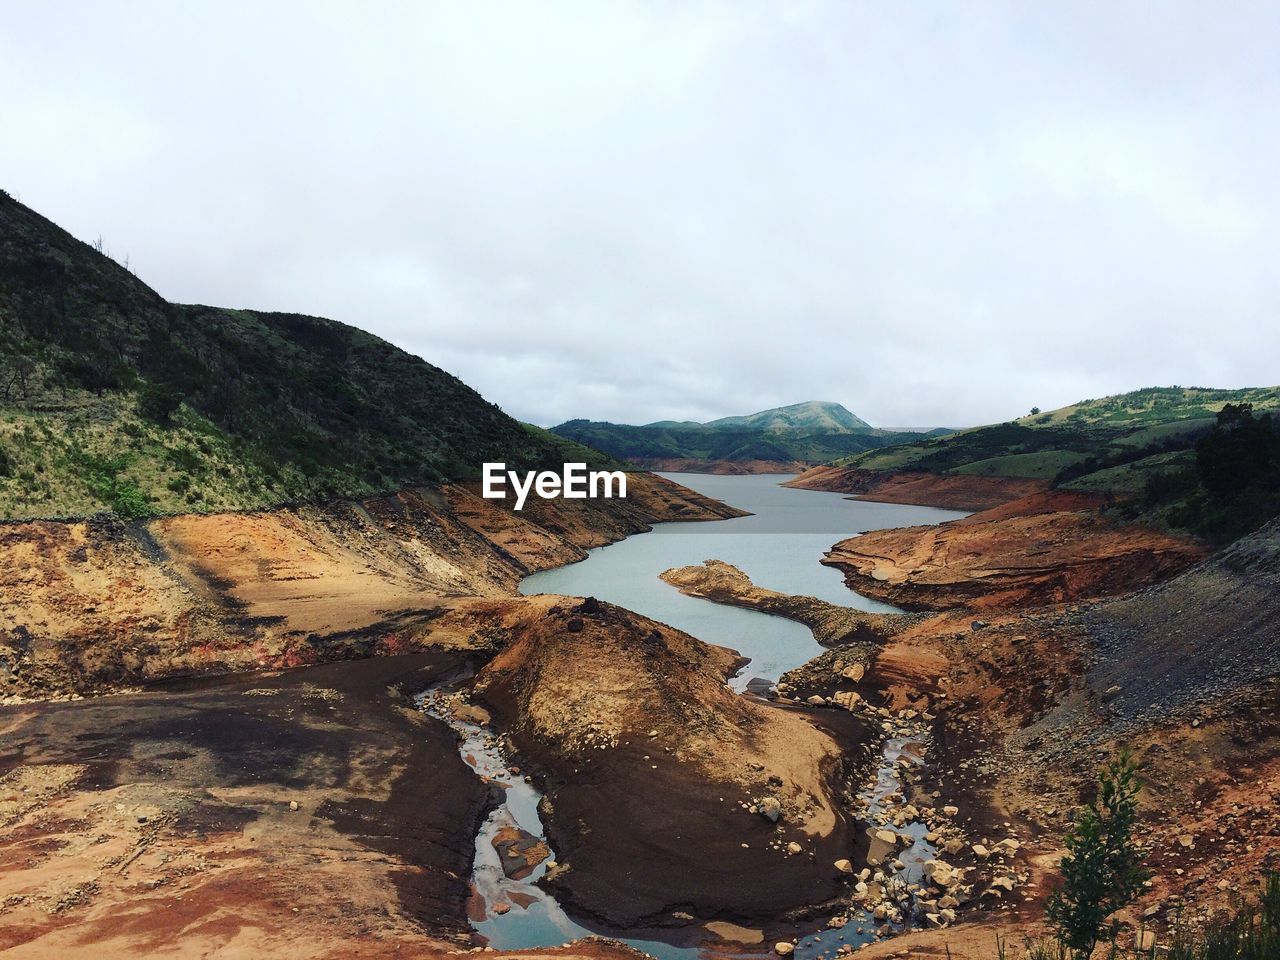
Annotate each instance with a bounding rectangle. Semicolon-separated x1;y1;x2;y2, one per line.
521;473;966;685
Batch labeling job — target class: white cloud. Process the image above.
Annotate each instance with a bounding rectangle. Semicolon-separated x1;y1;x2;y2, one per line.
2;0;1277;428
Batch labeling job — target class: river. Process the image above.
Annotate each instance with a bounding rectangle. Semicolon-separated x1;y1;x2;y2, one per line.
429;474;967;959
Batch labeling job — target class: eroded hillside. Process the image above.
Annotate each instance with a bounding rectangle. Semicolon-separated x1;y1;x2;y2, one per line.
0;474;742;699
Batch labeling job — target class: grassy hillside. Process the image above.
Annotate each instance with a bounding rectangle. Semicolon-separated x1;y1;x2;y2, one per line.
0;190;615;520
832;386;1280;542
553;402;948;466
840;388;1279;481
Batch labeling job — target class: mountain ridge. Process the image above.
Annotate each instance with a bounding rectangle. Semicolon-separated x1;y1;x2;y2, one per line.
641;400;872;433
552;402;948;472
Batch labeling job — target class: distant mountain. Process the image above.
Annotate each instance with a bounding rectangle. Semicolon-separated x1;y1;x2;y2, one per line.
552;402;948;472
703;401;872;433
0;190;617;519
644;401;870;434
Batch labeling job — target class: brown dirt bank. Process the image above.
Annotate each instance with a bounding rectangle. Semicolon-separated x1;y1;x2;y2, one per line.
0;652;494;958
630;457;811;475
659;559;921;647
469;597;878;928
0;474;736;700
784;466;1046;512
821;492;1204;611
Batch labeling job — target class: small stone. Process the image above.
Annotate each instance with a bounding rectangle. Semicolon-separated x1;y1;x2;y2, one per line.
774;943;795;956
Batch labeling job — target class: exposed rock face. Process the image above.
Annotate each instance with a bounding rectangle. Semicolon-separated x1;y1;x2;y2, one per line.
820;492;1204;611
1083;514;1280;723
658;559;920;646
783;466;1046;512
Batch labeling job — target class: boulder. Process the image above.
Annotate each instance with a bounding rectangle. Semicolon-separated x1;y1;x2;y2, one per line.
774;943;795;956
491;826;551;881
759;796;782;823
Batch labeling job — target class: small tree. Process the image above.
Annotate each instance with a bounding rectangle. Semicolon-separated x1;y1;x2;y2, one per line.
1030;406;1042;416
1046;751;1151;958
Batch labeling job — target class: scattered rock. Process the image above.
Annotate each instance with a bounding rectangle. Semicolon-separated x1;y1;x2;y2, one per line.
759;796;782;823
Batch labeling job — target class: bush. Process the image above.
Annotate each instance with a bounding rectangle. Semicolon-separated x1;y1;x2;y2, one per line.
1046;752;1151;959
1161;872;1279;960
73;449;152;520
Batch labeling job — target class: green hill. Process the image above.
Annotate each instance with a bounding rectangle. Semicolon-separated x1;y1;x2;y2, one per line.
700;400;872;433
839;387;1279;484
832;386;1280;542
553;402;947;466
0;190;615;520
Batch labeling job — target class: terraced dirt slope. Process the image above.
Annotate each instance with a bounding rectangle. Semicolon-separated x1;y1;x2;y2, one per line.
819;492;1204;610
0;475;742;699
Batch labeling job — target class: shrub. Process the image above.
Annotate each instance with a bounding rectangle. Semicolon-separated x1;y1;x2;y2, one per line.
1046;752;1151;959
73;449;152;520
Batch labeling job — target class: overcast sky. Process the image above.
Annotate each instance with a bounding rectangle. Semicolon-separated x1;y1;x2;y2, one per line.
3;2;1278;429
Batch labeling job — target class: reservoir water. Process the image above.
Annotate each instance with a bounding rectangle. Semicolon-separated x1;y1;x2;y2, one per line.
521;473;966;686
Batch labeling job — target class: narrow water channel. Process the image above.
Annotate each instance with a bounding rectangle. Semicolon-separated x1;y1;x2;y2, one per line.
428;474;966;958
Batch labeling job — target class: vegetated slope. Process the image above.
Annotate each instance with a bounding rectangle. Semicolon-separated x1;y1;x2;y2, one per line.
788;386;1280;541
553;401;949;470
0;190;616;520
